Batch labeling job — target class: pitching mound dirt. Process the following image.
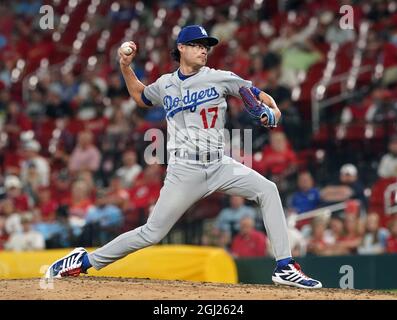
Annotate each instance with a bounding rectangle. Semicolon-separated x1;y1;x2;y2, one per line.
0;277;396;300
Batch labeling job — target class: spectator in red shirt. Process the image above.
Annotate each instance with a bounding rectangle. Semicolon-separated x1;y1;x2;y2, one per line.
146;48;174;84
234;14;259;50
129;164;163;211
340;93;373;125
49;147;70;177
3;101;32;146
2;142;23;177
26;33;55;72
35;186;58;222
386;218;397;253
68;180;94;221
0;33;27;69
0;5;14;39
50;170;72;205
231;216;267;258
4;175;29;211
260;131;298;176
257;131;298;197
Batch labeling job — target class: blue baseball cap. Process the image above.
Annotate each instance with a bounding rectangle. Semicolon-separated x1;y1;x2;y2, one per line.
177;25;219;47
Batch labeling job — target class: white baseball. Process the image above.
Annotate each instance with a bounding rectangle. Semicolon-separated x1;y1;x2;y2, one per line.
121;42;133;55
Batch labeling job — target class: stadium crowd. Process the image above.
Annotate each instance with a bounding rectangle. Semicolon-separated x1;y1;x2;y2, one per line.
1;0;397;258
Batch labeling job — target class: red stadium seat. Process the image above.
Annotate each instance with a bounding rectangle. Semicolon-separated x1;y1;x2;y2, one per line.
190;193;224;221
54;0;68;15
336;123;366;141
105;22;130;54
33;118;56;152
334;42;354;76
299;61;327;102
296;148;317;171
79;32;101;58
312;124;335;146
60;0;91;46
97;1;112;16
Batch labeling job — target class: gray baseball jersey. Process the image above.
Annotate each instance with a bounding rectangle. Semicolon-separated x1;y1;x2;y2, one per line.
143;66;252;156
88;67;291;270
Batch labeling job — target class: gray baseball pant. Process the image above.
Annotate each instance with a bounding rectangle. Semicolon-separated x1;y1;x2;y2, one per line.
88;156;291;269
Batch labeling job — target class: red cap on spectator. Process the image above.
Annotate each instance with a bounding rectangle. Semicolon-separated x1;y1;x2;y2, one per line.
345;199;360;216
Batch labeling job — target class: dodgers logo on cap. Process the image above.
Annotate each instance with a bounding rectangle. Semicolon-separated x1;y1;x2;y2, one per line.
199;26;207;36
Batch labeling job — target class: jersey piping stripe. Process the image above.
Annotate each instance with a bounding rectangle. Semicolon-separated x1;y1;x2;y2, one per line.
141;91;153;106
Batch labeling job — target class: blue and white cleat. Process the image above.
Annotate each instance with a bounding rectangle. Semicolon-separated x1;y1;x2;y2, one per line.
272;260;322;289
45;247;88;279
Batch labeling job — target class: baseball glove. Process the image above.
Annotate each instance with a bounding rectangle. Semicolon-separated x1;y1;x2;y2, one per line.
238;86;277;128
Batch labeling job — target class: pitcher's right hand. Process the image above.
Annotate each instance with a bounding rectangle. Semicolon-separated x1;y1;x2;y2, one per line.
119;41;137;67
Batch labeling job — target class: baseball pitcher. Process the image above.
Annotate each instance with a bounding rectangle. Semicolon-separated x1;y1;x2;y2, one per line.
46;25;321;289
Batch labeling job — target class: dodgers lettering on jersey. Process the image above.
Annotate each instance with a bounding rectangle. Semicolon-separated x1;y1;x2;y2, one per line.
163;87;220;118
143;66;252;155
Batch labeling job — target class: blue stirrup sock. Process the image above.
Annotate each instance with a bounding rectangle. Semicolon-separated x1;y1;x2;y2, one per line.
81;254;92;272
276;257;293;268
